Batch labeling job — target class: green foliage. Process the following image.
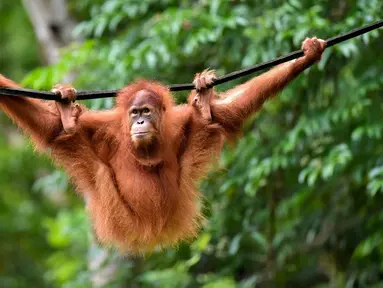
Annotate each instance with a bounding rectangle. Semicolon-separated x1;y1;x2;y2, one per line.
0;0;40;80
1;0;382;287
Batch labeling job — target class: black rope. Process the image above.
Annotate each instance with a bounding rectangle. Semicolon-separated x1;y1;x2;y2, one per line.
0;20;381;101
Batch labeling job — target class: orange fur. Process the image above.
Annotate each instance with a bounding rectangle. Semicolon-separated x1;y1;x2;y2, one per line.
0;39;324;253
0;76;224;254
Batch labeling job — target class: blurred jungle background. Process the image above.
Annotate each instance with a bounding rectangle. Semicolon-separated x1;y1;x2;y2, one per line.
0;1;382;287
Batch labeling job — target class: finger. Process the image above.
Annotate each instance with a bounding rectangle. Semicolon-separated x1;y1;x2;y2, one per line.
51;85;62;95
55;90;68;99
63;89;74;101
200;77;206;89
209;70;217;79
318;39;327;49
302;38;309;49
193;78;199;90
193;73;200;85
68;88;77;102
206;70;216;83
73;104;82;116
196;79;201;91
52;84;62;90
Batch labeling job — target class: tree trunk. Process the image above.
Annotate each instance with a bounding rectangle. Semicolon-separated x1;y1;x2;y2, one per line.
22;0;76;65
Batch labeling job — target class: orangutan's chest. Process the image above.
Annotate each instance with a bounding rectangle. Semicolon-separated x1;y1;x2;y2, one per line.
109;156;180;200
